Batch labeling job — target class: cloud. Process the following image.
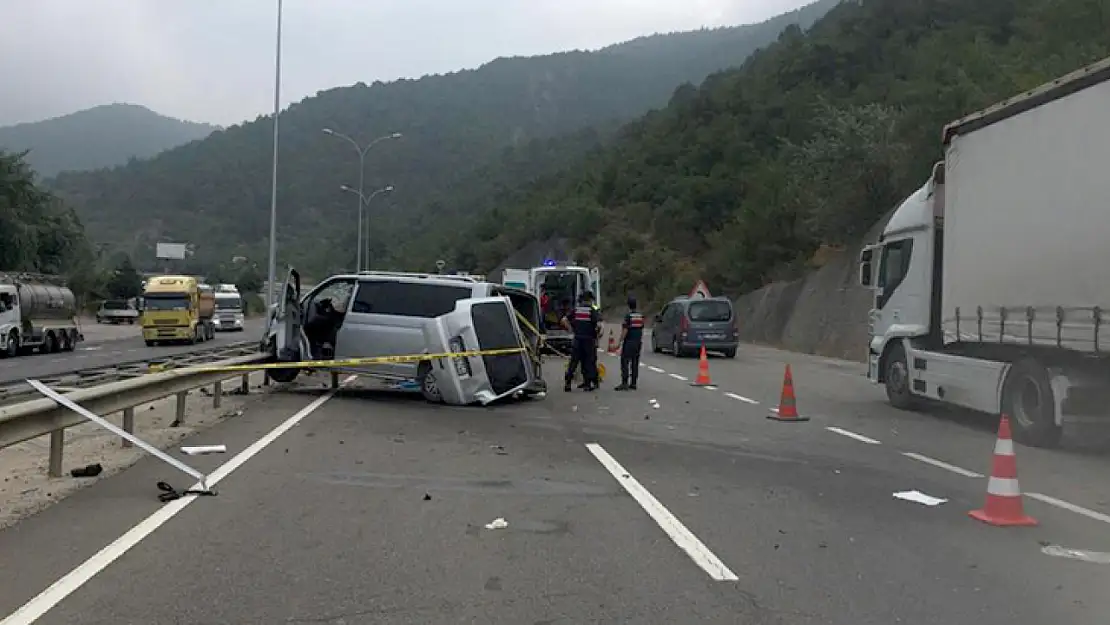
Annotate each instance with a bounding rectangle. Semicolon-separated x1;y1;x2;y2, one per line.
0;0;810;126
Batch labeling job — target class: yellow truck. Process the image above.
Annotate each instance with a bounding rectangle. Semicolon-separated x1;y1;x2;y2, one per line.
141;275;216;346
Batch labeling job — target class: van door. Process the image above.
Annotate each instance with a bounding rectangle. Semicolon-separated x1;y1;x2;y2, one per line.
502;268;530;291
269;268;308;362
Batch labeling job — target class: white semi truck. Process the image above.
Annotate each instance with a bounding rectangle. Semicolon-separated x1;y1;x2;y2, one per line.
859;55;1110;447
0;272;82;357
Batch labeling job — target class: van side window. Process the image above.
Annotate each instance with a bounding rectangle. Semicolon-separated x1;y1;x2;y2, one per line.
353;281;473;317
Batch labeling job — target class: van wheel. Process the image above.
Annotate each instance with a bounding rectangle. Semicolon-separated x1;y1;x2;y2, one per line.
418;362;444;404
651;333;661;353
723;348;737;359
267;367;301;383
1002;358;1062;448
671;337;684;358
883;342;917;410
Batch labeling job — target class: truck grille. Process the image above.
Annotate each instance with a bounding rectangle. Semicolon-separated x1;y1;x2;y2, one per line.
154;319;178;326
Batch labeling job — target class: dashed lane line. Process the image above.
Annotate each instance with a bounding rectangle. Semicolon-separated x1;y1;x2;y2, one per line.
901;452;983;478
641;354;1110;531
825;427;882;445
723;392;759;405
1026;493;1110;526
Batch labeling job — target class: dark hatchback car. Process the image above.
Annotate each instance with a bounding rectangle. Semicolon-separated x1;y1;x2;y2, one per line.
651;296;739;358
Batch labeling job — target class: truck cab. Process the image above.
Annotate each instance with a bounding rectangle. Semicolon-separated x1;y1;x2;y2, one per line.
141;275;216;345
214;286;245;332
859;162;944;384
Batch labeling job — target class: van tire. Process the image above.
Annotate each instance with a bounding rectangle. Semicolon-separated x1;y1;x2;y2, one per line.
418;362;444;404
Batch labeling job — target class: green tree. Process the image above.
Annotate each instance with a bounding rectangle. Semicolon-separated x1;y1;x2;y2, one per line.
106;257;142;299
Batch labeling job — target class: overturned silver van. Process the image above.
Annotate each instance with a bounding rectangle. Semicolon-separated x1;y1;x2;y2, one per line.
261;268;545;405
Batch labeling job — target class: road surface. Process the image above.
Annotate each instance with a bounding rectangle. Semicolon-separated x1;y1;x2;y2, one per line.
1;337;1108;624
0;318;267;384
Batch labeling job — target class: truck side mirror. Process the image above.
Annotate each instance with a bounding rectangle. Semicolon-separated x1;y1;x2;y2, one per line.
858;247;874;287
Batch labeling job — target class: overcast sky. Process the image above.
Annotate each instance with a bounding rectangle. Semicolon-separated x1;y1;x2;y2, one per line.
0;0;810;127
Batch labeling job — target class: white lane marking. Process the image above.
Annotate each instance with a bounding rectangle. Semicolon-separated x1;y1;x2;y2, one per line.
0;376;355;625
1040;545;1110;564
638;362;645;367
901;452;983;478
648;366;665;373
701;385;717;391
585;443;737;581
669;373;687;381
1027;493;1110;525
825;427;881;445
724;392;759;405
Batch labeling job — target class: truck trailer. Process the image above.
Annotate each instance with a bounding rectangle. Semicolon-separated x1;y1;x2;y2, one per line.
0;272;82;357
859;55;1110;447
141;275;216;345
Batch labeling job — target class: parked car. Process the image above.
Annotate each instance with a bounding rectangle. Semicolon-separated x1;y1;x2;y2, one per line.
263;269;546;404
96;299;139;324
651;295;739;358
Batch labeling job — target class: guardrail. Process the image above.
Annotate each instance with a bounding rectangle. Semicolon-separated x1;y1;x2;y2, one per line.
0;350;293;478
0;341;261;407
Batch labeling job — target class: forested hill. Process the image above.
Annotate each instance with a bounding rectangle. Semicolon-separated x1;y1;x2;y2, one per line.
0;104;217;177
46;0;839;275
419;0;1110;308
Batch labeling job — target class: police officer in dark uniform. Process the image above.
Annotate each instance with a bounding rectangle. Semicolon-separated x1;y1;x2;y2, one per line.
561;290;601;391
615;295;645;391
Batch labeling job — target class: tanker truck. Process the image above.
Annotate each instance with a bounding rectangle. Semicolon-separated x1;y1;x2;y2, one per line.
140;275;216;345
858;54;1110;447
0;272;82;357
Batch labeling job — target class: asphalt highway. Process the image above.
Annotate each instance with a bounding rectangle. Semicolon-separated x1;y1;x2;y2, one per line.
1;336;1108;624
0;318;268;384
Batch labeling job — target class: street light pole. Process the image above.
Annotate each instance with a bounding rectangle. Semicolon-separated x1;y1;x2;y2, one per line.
322;129;401;271
265;0;284;309
339;185;393;271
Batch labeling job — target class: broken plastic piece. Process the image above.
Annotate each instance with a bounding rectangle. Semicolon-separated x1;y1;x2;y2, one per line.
484;517;508;530
181;445;227;455
892;490;947;506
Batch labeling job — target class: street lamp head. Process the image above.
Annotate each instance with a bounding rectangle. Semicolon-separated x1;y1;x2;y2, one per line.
340;184;352;192
322;128;336;135
384;185;394;192
390;132;402;139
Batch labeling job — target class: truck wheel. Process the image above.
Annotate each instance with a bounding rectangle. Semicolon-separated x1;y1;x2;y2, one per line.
883;342;917;410
41;332;57;354
128;318;135;325
1002;358;1062;448
145;340;155;347
3;331;16;358
418;362;444;403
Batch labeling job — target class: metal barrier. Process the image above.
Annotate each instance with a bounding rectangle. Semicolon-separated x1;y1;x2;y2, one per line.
0;352;271;478
0;341;261;407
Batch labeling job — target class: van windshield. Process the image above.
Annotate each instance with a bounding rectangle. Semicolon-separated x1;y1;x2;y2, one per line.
688;300;731;322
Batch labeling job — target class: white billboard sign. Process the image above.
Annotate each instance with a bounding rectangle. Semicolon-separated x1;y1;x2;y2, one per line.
156;242;187;260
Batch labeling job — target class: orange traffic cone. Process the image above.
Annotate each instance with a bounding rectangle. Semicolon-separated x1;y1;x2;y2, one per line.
767;364;808;422
691;345;712;386
607;329;618;354
969;416;1037;527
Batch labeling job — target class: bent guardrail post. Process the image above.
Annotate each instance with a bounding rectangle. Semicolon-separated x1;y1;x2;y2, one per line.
0;352;266;478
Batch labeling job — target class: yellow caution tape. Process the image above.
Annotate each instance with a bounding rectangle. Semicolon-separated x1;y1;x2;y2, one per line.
150;346;528;374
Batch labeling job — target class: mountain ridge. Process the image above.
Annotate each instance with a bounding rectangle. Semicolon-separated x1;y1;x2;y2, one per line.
0;103;218;177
